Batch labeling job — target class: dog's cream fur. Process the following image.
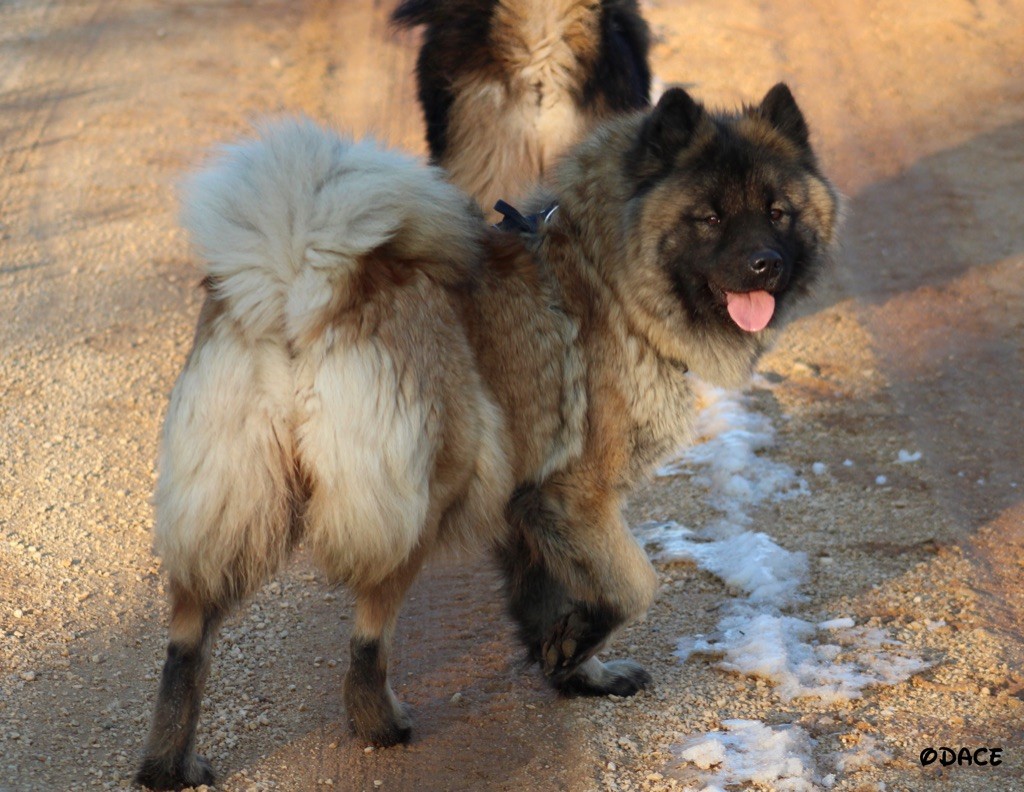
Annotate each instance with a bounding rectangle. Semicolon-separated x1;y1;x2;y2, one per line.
155;120;512;602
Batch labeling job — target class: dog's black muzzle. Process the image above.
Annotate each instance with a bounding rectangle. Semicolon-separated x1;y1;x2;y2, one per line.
740;248;788;292
748;248;783;279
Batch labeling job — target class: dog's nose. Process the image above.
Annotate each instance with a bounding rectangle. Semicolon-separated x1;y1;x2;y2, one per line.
749;250;783;278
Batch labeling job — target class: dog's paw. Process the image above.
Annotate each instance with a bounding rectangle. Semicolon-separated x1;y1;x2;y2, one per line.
555;657;652;697
345;680;413;748
542;609;587;675
361;719;413;748
541;605;617;680
135;753;214;790
350;703;412;748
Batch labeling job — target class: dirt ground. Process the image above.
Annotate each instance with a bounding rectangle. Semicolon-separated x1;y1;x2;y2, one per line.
1;0;1022;790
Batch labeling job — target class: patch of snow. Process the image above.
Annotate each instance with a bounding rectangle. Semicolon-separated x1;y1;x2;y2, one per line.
812;462;827;476
656;386;808;508
648;387;927;785
896;449;922;464
636;522;806;605
672;719;821;791
818;617;856;630
678;609;927;703
833;735;893;774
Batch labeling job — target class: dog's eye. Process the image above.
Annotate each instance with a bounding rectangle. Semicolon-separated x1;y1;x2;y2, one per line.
769;207;786;223
705;214;721;227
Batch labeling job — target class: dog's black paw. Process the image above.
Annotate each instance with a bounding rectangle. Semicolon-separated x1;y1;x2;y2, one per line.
344;637;413;748
555;657;652;697
135;753;214;790
349;704;413;748
361;719;413;748
345;682;413;748
541;604;618;681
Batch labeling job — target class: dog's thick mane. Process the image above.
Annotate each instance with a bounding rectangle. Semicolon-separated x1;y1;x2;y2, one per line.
529;114;764;389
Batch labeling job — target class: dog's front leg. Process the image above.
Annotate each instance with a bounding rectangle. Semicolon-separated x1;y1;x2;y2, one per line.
501;481;657;696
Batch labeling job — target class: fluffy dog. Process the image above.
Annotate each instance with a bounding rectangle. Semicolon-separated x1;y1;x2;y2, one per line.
136;84;839;788
391;0;651;212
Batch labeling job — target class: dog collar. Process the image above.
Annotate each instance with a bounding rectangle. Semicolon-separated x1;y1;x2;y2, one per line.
493;199;559;236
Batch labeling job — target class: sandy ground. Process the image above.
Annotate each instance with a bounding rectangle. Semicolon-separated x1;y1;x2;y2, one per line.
1;0;1023;790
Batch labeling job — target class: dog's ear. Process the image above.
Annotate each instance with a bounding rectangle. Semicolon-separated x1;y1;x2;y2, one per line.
637;88;705;165
758;83;810;149
628;88;705;186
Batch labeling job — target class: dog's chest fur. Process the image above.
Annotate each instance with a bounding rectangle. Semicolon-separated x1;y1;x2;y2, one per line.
590;320;696;488
533;231;698;490
623;340;694;479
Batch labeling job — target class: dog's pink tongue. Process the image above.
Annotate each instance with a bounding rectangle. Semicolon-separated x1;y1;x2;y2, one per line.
725;290;776;332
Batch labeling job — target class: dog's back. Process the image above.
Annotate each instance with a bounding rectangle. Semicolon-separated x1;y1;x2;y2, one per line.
392;0;650;213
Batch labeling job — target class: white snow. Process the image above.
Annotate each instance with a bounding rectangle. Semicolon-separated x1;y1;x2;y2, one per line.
677;606;927;703
645;385;928;786
811;462;828;476
818;617;856;630
833;735;893;774
672;719;821;791
657;386;808;510
636;522;806;604
896;449;922;464
875;475;888;485
678;734;728;769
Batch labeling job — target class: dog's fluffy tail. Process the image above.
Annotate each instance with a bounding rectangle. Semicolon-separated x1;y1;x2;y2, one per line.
180;117;482;347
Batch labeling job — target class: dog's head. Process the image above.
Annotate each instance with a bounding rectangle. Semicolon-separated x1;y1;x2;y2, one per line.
545;84;840;383
627;84;840;336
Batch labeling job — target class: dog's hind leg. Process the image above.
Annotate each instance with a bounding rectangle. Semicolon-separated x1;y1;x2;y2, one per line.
343;546;427;746
137;304;298;788
137;500;295;788
501;483;656;696
135;585;223;789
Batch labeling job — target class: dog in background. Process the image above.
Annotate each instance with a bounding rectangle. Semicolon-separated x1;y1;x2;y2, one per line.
135;84;839;789
391;0;651;213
